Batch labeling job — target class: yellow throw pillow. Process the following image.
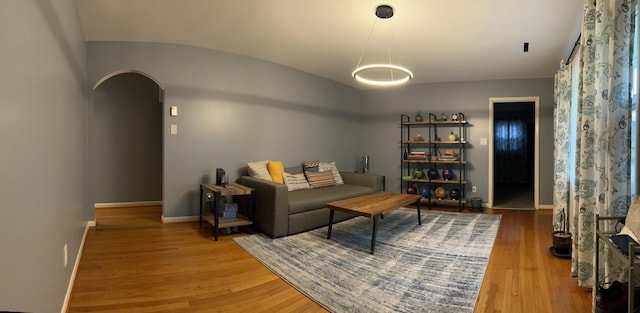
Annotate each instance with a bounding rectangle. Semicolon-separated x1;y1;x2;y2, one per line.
267;160;285;184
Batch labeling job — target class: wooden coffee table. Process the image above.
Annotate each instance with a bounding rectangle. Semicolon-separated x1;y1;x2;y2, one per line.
326;192;422;254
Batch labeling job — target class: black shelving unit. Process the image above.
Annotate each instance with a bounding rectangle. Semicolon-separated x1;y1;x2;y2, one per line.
400;112;468;211
595;214;640;313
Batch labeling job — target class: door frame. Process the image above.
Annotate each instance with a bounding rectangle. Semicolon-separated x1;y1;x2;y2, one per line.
488;96;540;209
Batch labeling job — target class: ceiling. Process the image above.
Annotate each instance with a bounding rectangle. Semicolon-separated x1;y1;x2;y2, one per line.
74;0;584;89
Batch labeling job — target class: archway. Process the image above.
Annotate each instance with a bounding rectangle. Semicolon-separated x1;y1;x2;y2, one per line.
90;70;164;217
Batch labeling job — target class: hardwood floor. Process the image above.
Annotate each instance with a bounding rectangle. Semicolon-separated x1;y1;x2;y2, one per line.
67;206;592;313
475;208;592;313
493;183;535;209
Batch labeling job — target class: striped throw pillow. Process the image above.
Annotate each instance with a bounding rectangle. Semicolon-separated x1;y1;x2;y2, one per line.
304;170;336;189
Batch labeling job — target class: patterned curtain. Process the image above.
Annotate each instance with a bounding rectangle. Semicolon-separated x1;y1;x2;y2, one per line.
554;0;636;288
553;60;572;234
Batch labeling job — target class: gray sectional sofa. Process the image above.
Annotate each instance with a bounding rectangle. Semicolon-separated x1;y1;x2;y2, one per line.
237;165;385;238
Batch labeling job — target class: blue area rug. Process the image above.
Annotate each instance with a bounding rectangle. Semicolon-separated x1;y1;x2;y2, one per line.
234;208;501;313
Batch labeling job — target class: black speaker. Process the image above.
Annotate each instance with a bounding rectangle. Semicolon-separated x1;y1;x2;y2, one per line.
216;168;225;186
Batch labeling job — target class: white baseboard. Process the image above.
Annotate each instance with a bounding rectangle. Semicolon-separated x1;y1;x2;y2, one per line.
61;220;94;313
161;215;199;223
538;204;553;210
94;201;162;208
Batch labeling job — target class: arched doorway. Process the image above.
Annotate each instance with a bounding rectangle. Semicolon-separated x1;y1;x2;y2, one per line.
91;70;164;217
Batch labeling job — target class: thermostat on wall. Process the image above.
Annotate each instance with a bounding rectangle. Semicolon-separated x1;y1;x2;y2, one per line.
170;106;178;116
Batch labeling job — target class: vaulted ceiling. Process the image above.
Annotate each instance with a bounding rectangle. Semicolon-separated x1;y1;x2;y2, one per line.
74;0;584;89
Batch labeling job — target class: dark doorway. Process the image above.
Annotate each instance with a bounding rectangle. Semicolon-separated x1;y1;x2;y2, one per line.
493;102;535;208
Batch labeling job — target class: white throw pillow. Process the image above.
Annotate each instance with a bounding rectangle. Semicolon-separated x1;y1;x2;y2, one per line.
619;225;640;243
319;161;344;185
247;160;272;181
624;196;640;240
283;172;310;191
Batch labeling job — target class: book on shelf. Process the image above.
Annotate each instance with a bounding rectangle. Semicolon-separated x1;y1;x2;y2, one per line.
407;151;427;159
407;152;427;160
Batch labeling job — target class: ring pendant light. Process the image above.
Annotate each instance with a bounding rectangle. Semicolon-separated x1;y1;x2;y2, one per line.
352;4;413;86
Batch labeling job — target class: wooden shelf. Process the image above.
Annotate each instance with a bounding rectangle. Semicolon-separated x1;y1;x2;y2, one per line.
403;160;467;164
418;197;467;205
199;183;256;241
401;112;468;212
203;214;253;228
401;121;468;126
402;140;467;144
402;178;467;184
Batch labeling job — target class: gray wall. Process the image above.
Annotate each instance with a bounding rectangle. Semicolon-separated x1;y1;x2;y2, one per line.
93;73;162;203
87;41;364;219
361;78;555;206
87;41;557;218
0;1;88;312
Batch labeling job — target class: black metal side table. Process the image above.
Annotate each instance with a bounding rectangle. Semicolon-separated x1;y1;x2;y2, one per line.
199;183;255;241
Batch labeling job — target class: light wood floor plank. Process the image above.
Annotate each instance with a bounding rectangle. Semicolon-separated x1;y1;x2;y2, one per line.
67;206;591;313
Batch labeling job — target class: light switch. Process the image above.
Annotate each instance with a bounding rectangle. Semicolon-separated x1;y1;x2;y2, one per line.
480;138;487;145
170;124;177;134
170;106;178;116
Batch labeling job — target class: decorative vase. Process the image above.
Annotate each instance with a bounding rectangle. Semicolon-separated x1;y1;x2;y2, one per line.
552;231;572;256
434;187;447;199
411;168;424;179
449;188;460;200
441;168;454;180
406;184;417;194
419;185;430;198
427;168;438;179
415;111;423;122
469;197;483;211
551;208;571;258
413;133;423;142
448;132;456;142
